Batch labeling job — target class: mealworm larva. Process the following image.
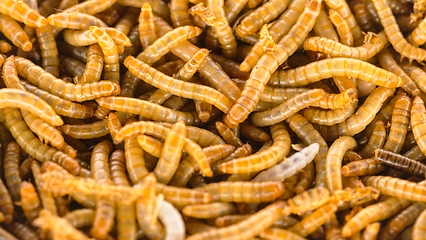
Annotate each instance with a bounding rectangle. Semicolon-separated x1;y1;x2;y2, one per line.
239;120;270;142
342;196;411;237
411;96;426;156
401;64;426;97
155;181;212;206
97;96;200;126
158;199;185;240
107;112;122;140
109;150;136;240
170;0;193;27
267;58;404;88
412;208;426;240
260;227;306;240
7;222;38;240
15;56;120;102
0;174;13;224
361;222;381;240
358;120;386;158
124;138;151;184
303;31;387;60
124;56;232;114
186;201;289;240
198;181;284;203
250;88;325;127
154;121;186;184
3;141;21;203
252;143;319;182
137;135;163;158
373;0;426;63
289;202;338;237
410;17;426;46
363;176;426;202
80;43;103;83
19;157;34;180
0;0;47;27
326;136;358;193
379;202;426;240
36;25;59;77
183;202;237;219
324;0;363;44
315;87;395;139
4;108;80;175
341;158;385;177
328;9;353;46
61;112;131;139
376;148;426;177
352;0;376;33
218;123;290;174
286;113;328;188
33;209;89;240
89;26;120;84
382;94;411;153
31;161;58;216
330;186;380;208
313;7;339;43
0;40;11;53
138;2;158;51
19;181;41;223
224;0;321;128
287;186;330;215
377;48;420;96
235;0;290;38
63;209;95;230
215;121;242;147
60;56;86;78
0;14;31;52
47;12;107;30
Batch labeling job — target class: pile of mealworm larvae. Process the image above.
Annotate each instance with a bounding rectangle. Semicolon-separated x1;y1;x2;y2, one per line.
2;0;426;239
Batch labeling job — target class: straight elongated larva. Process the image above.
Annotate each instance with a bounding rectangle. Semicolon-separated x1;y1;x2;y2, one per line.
218;123;291;174
411;96;426;156
215;121;242;147
31;161;58;216
36;25;60;77
47;12;108;30
260;227;306;240
250;88;325;127
363;176;426;202
3;141;22;203
186;201;289;240
124;138;150;184
341;158;385;177
183;202;237;219
376;148;426;177
373;0;426;63
80;43;104;83
15;56;120;102
267;57;404;88
0;0;47;27
224;0;321;128
326;136;358;193
155;182;212;206
253;143;319;182
286;186;330;215
303;31;387;60
124;56;232;113
198;181;284;203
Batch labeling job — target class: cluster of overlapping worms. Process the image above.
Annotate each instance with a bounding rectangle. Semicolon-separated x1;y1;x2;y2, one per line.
1;0;426;239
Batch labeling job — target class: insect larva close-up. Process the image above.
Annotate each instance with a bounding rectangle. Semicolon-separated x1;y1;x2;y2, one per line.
1;0;426;239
